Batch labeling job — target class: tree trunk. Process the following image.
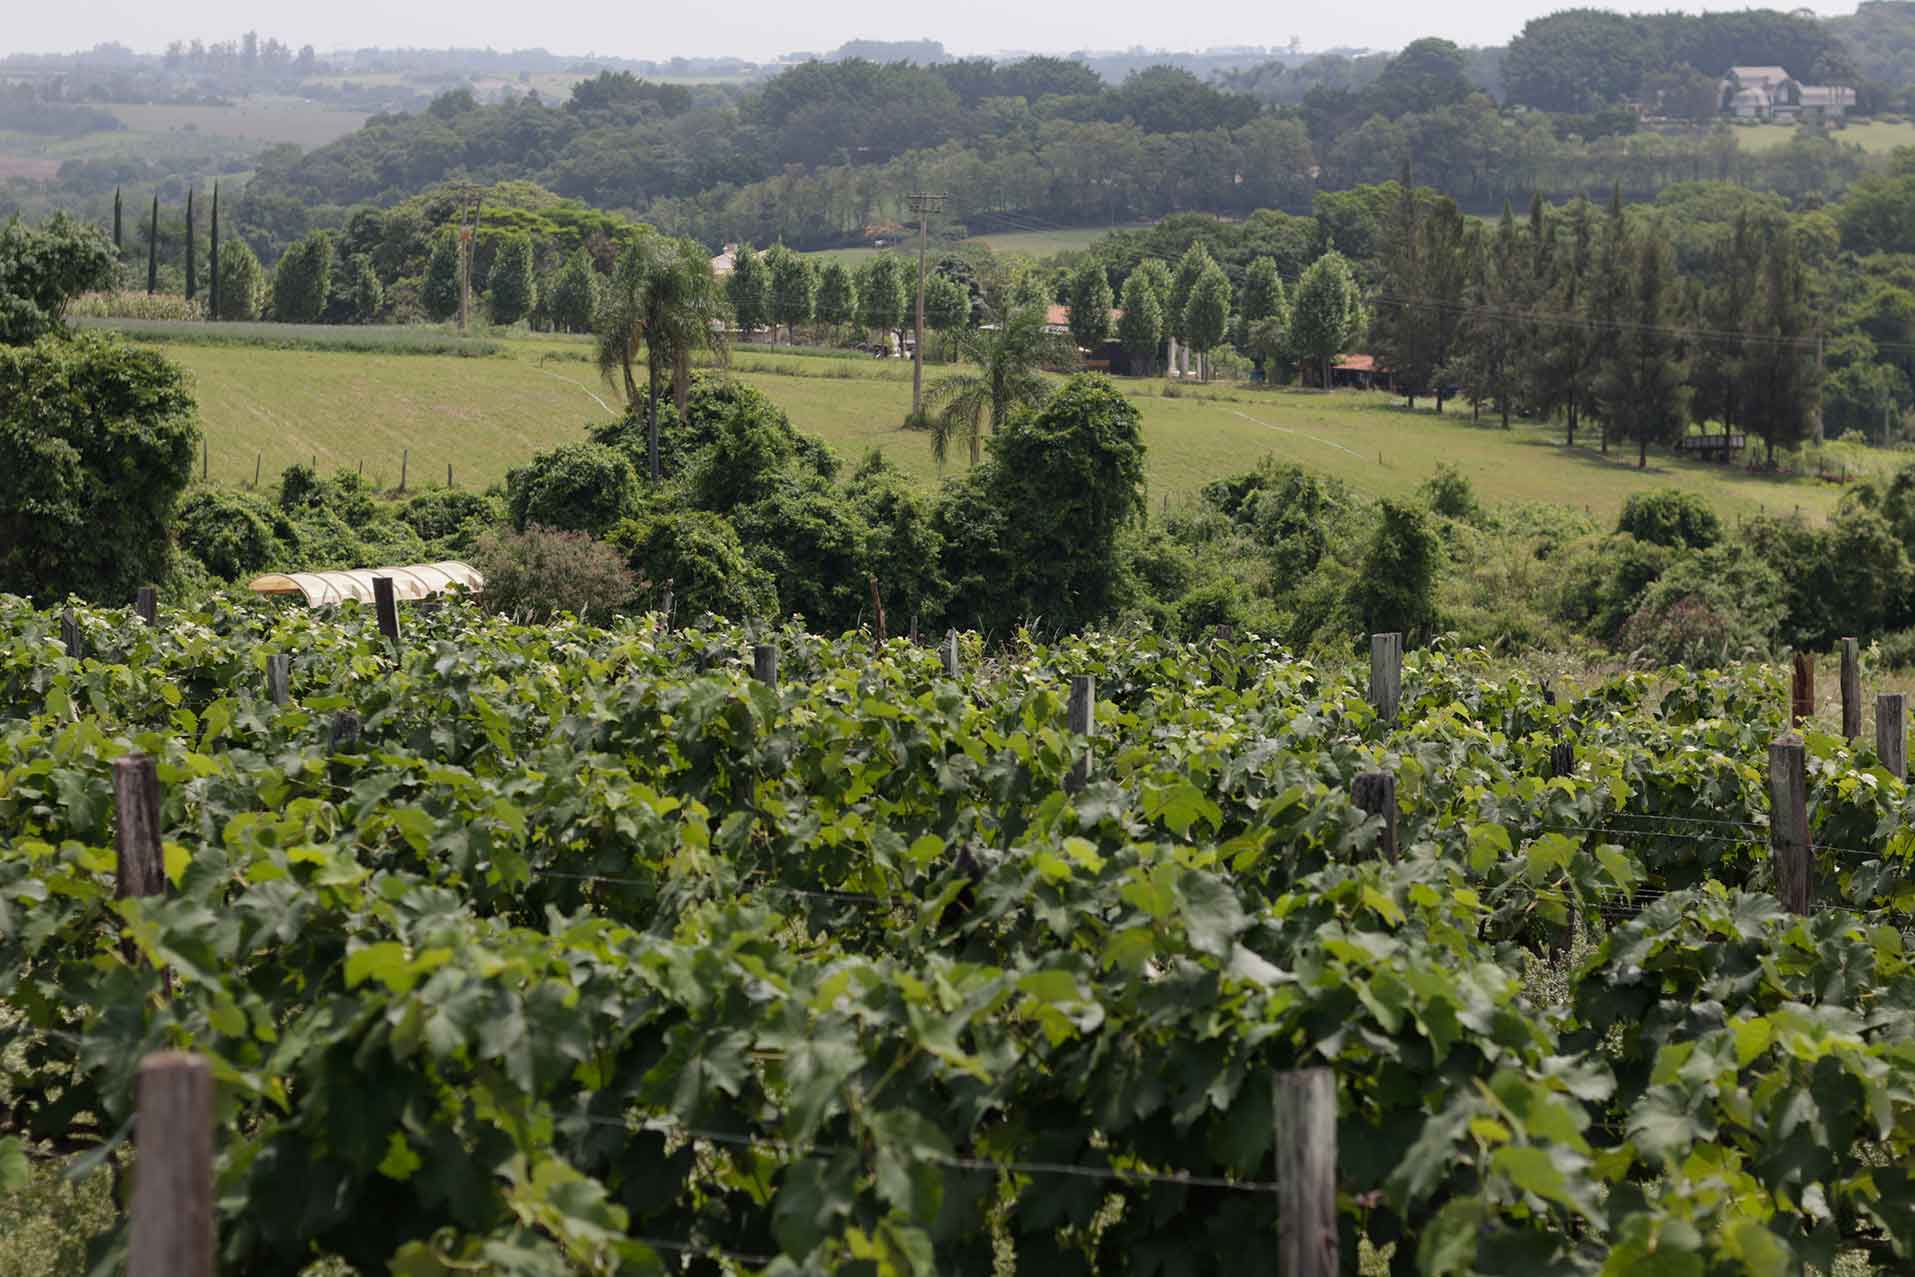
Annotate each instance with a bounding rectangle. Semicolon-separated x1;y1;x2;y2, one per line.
646;364;661;482
1638;434;1648;468
1501;400;1510;429
1566;401;1577;449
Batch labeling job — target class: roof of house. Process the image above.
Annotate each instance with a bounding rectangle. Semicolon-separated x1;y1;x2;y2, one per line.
1045;303;1126;330
1728;65;1791;86
1799;85;1856;105
1334;354;1378;372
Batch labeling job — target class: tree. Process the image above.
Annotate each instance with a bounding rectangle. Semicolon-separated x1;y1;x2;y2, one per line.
1349;500;1440;645
1595;224;1690;468
765;244;816;343
504;442;639;535
1117;271;1165;377
857;255;908;351
488;232;537;325
215;239;263;320
1066;260;1115;356
924;304;1058;466
816;262;858;336
422;229;461;322
1448;203;1527;427
272;231;332;323
146;193;158;295
1503;9;1655;112
1236;255;1284;354
727;243;771;339
1689;212;1760;452
0;213;116;345
547;248;600;334
1290;250;1364;389
594;234;730;482
1745;228;1822;464
185;188;197;301
1366;38;1473;117
1586;188;1632;454
1183;263;1232;381
346;253;383;323
922;274;970;359
0;333;198;602
209;184;220;321
1527;197;1598;446
1167;242;1214;357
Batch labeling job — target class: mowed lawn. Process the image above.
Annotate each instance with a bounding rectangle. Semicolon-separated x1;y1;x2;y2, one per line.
1733;118;1915;153
157;340;1865;523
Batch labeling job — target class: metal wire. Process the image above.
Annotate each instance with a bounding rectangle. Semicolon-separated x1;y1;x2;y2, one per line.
582;1115;1282;1195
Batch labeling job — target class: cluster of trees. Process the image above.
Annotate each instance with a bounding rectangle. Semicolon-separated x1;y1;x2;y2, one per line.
1368;180;1821;465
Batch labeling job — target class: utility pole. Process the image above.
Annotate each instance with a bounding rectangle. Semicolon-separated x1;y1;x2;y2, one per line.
906;192;944;419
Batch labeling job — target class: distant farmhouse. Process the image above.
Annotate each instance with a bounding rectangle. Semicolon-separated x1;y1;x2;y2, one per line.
1721;66;1855;122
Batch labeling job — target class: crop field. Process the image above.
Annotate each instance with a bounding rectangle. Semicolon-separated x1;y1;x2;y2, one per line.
0;596;1910;1273
119;330;1878;523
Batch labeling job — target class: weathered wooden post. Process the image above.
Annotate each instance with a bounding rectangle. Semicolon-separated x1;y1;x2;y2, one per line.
61;608;84;660
200;438;208;482
908;613;920;646
447;462;454;488
1549;740;1575;779
1791;652;1815;727
1879;693;1907;781
266;653;291;707
115;752;165;902
1216;624;1236;642
1841;638;1862;742
129;1052;214;1277
1066;675;1095;794
399;447;408;493
1768;734;1811;916
253;451;261;487
660;579;674;632
1274;1068;1338;1277
328;711;362;753
941;630;960;677
1369;632;1402;725
1351;770;1397;861
752;643;779;687
135;586;158;625
371;576;401;647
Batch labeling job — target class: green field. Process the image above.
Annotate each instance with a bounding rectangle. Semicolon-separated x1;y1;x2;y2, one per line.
107;99;370;148
805;224;1138;268
132;332;1878;524
1733;117;1915;153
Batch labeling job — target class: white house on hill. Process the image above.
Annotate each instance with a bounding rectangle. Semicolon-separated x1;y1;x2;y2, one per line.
1722;65;1855;121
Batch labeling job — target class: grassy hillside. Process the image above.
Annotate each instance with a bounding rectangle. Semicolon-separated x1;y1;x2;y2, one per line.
1733;118;1915;153
135;332;1876;522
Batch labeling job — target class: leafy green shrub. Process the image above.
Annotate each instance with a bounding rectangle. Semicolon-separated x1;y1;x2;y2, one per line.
399;488;503;551
608;510;776;620
0;212;117;343
468;524;636;622
174;488;288;580
0;333;197;602
1419;462;1479;520
733;484;874;633
1615;544;1788;666
1348;500;1440;645
505;443;639;536
1616;488;1721;549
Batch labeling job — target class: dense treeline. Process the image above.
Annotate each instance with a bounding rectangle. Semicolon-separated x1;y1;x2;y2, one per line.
233;20;1885;261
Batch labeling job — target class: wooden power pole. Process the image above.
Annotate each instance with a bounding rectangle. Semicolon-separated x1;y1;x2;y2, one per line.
906;192;944;419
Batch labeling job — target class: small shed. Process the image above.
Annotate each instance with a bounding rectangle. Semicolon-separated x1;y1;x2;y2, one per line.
248;561;484;607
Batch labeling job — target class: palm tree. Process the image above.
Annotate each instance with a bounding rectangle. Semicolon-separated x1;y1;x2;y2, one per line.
924;304;1058;467
595;235;730;480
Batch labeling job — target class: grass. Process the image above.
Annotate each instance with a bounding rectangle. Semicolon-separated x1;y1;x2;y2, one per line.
105;99;369;149
804;225;1134;269
85;318;504;357
1733;117;1915;154
104;325;1884;524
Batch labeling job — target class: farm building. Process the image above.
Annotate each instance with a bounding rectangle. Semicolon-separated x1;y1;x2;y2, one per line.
1720;66;1855;121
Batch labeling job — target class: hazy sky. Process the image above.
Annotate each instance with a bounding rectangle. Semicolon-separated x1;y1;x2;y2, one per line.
2;0;1866;62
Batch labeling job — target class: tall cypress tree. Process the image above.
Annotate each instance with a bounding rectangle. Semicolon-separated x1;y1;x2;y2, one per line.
209;184;221;321
146;194;159;295
184;188;197;301
112;187;122;255
1745;228;1821;464
1586;186;1631;453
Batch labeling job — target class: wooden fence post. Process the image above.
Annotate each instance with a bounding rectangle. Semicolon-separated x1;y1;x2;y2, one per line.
660;579;674;633
447;462;453;488
129;1051;214;1277
1841;638;1862;742
399;447;408;493
114;752;165;902
253;451;261;488
752;643;779;687
941;630;960;677
135;586;158;626
266;653;290;707
1066;676;1096;794
1791;652;1815;727
1369;632;1402;725
1549;740;1575;779
328;711;362;753
1275;1068;1338;1277
371;576;401;647
1351;770;1397;861
1879;693;1907;782
1768;734;1811;916
61;608;84;660
200;438;208;482
908;614;919;646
